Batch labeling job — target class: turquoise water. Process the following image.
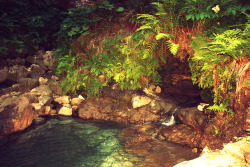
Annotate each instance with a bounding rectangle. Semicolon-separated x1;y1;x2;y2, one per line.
0;117;198;167
0;117;135;167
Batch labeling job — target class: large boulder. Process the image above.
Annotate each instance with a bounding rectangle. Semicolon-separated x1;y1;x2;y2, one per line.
78;99;161;124
149;98;178;115
0;96;36;135
131;95;152;108
174;138;250;167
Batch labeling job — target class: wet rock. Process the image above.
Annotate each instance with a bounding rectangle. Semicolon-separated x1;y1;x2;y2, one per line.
28;64;46;79
0;96;36;135
33;117;46;125
54;96;70;104
120;124;199;167
0;67;8;83
161;124;204;148
175;107;208;130
150;98;178;115
58;104;72;116
30;85;52;96
132;95;152;108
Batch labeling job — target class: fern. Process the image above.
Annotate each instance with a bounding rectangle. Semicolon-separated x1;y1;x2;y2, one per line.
167;41;180;55
208;103;234;116
189;17;250;114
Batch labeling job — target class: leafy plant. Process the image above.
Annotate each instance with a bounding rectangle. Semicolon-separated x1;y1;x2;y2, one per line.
57;4;93;40
189;15;250;113
0;0;63;57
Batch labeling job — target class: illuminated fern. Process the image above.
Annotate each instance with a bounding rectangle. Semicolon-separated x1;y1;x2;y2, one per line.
190;16;250;113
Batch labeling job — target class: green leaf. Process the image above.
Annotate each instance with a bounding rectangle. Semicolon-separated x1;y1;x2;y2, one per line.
186;14;195;21
167;41;180;55
195;13;200;20
155;33;171;40
116;7;124;12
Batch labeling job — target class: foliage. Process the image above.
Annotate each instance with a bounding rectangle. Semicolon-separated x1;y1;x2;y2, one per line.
135;0;188;59
57;4;93;40
0;0;63;57
189;15;250;113
183;0;250;21
57;29;163;97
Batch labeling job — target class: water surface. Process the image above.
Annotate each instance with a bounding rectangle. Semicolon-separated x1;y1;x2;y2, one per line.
0;117;197;167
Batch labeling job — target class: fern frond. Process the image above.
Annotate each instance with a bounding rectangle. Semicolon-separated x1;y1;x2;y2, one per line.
155;33;171;40
167;40;180;55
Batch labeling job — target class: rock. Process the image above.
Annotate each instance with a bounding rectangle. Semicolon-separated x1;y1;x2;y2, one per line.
43;51;55;70
150;98;178;115
10;91;21;96
58;104;72;116
7;58;25;66
51;75;59;81
175;107;208;130
0;67;8;83
31;103;43;111
49;109;57;115
39;77;48;85
72;105;79;111
0;96;36;135
18;78;39;92
49;81;63;95
22;93;38;103
132;95;152;108
78;95;85;99
38;95;52;105
45;105;51;114
7;65;28;82
54;96;70;104
26;51;47;70
246;108;250;129
30;85;52;96
71;97;84;106
174;138;250;167
164;79;201;97
28;64;46;79
155;86;161;93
